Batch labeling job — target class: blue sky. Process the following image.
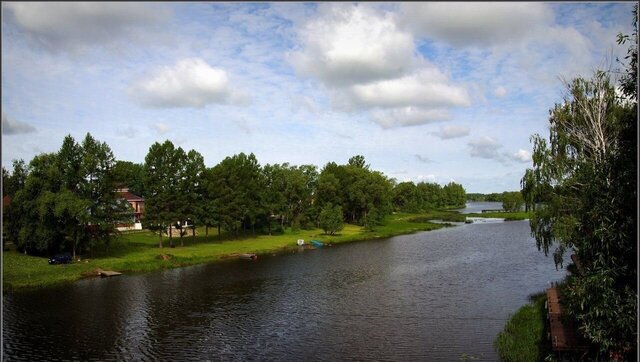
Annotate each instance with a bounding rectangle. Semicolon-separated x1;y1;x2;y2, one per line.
1;2;635;193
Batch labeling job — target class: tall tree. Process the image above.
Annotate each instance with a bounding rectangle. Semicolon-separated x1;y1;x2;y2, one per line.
143;141;176;248
521;59;637;357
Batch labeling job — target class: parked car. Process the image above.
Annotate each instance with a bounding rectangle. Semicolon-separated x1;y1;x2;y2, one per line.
48;253;72;265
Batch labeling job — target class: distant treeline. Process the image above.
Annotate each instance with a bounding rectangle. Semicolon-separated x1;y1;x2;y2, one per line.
2;134;466;255
467;192;516;202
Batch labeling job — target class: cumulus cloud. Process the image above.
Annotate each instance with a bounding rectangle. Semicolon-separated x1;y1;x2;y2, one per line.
4;2;170;52
2;113;36;135
371;107;451;128
494;86;507;98
345;68;470;109
290;4;471;129
130;58;240;108
399;2;553;47
290;4;416;86
506;149;532;163
431;125;470;139
468;136;503;160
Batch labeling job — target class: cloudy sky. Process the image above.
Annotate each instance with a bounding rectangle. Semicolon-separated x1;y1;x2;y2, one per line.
1;2;635;193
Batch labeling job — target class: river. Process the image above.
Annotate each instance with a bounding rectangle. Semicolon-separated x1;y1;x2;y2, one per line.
3;203;566;361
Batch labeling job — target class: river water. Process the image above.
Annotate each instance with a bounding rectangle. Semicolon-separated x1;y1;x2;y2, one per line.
3;204;566;361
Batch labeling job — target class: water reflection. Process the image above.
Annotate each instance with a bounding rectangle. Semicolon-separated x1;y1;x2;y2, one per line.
4;221;566;361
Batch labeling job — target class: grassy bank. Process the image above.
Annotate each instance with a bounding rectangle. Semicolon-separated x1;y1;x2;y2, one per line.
494;293;550;361
3;212;453;292
467;211;531;221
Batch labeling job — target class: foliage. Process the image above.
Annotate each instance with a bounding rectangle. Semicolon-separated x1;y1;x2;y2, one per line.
112;161;145;197
6;134;129;257
501;191;524;212
520;15;637;356
318;204;344;235
392;181;466;212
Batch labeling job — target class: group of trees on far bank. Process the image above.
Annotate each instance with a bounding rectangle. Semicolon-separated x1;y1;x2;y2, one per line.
3;139;467;254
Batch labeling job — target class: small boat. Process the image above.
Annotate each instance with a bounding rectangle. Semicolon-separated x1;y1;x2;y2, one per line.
297;239;305;246
238;253;258;260
311;240;323;248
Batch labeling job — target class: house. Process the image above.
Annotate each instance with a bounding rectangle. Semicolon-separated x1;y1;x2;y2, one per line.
115;187;144;231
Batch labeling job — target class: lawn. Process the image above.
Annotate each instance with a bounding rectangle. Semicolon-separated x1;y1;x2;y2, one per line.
3;212;448;291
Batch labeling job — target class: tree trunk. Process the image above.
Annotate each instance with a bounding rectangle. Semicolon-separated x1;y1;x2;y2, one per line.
159;230;163;248
180;222;184;247
72;244;76;261
218;224;221;240
205;225;209;237
192;225;196;242
169;224;174;248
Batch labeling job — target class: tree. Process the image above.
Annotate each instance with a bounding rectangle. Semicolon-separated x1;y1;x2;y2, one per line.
501;191;524;212
143;141;176;248
318;204;344;235
112;161;145;197
181;149;205;244
9;134;126;257
521;26;637;356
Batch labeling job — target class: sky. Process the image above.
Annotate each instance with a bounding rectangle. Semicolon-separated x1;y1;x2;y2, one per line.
1;2;635;193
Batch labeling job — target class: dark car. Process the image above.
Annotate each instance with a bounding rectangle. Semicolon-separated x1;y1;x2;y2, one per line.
48;253;72;265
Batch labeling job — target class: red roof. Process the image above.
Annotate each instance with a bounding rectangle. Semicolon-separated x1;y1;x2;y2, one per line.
116;191;144;202
3;195;11;208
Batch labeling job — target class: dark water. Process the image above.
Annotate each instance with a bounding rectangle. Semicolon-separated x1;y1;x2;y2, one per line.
3;220;566;361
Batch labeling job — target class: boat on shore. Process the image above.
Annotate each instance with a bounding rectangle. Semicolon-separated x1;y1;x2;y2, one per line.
311;240;324;248
238;253;258;260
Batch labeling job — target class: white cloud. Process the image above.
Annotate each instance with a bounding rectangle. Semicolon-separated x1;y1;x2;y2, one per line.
400;2;553;47
150;122;170;135
494;86;507;98
129;58;239;108
2;113;36;135
290;4;416;86
468;136;503;160
371;107;451;128
345;68;470;109
507;149;532;163
431;125;470;139
4;2;169;52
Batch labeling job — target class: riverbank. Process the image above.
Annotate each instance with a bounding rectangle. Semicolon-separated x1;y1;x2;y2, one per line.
3;210;531;292
3;212;458;292
494;293;550;361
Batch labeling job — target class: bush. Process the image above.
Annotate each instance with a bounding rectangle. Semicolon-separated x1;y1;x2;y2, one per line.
318;204;344;235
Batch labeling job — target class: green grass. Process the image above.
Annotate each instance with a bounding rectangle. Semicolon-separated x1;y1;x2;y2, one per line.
467;211;532;221
494;293;550;362
3;212;446;291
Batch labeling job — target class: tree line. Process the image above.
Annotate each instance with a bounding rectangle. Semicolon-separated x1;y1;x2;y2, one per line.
3;139;467;254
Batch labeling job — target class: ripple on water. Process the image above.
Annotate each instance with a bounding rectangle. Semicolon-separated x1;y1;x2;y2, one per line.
4;221;567;361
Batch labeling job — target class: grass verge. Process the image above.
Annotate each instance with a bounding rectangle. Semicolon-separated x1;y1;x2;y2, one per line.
494;293;550;362
3;212;445;292
467;211;532;221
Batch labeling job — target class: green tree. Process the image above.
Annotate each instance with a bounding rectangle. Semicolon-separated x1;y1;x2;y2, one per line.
143;141;176;248
9;134;126;257
112;160;145;197
521;66;637;357
318;204;344;235
181;149;205;244
501;191;524;212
